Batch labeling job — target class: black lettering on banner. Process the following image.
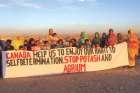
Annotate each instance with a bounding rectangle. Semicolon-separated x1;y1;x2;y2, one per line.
50;57;63;64
33;57;49;65
75;48;83;55
33;51;47;58
57;49;65;56
7;58;33;67
109;47;116;53
49;50;56;57
66;48;74;55
84;48;94;55
101;54;112;61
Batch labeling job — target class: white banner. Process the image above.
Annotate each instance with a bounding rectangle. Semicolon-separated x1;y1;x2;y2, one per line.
2;42;129;78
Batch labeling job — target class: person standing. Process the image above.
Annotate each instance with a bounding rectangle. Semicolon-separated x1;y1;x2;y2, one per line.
46;28;54;42
51;33;59;49
108;28;117;47
127;29;139;67
41;41;50;50
78;32;89;48
56;39;65;48
4;39;14;51
31;40;41;51
84;39;91;48
92;32;101;48
0;38;6;51
117;33;124;44
100;32;108;48
12;36;23;50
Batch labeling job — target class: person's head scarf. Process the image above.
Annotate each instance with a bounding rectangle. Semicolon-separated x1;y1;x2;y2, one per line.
108;28;116;46
109;28;115;36
128;29;137;39
92;32;101;45
102;32;108;39
117;33;123;43
94;32;100;39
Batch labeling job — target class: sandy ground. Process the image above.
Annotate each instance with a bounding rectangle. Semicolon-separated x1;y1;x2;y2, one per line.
0;59;140;93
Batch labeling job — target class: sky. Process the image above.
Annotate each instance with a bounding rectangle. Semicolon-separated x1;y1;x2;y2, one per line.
0;0;139;33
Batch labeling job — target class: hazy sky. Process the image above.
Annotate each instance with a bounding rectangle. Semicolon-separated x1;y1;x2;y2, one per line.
0;0;139;33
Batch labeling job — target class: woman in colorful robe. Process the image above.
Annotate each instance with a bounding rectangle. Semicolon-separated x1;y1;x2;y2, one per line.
92;32;101;48
100;32;108;48
128;29;139;67
108;29;117;47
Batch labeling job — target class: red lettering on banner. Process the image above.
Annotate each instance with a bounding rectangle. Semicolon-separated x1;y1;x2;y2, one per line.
64;55;102;63
6;51;31;59
63;56;79;63
64;64;86;73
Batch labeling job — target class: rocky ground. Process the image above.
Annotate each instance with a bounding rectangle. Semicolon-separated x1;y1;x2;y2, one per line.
0;59;140;93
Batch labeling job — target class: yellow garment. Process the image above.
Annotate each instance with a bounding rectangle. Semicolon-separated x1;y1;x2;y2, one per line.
128;30;139;66
129;60;135;67
12;39;23;50
46;35;53;42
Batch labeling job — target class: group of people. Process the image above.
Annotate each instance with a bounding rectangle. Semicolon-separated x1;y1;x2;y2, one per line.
0;28;139;67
